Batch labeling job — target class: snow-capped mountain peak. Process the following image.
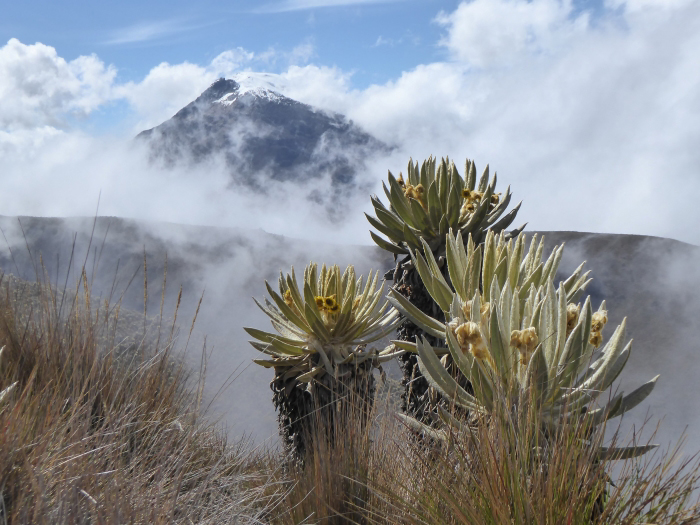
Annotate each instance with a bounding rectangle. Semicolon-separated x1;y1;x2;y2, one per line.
214;87;284;105
208;75;287;106
232;72;286;95
136;76;390;192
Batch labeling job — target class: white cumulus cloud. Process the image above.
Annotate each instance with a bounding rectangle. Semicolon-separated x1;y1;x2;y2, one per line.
434;0;588;67
0;38;116;130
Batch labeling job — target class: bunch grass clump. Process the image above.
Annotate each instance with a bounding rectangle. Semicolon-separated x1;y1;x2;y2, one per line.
257;381;700;524
0;269;277;524
2;255;697;524
366;390;700;525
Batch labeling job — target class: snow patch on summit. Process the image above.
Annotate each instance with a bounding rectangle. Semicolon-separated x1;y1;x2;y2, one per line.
215;73;287;106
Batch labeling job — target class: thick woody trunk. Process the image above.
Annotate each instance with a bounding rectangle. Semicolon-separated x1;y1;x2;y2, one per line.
394;266;445;426
391;258;472;427
271;355;376;461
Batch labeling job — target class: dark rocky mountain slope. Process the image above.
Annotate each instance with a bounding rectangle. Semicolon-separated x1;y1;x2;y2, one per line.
136;78;390;195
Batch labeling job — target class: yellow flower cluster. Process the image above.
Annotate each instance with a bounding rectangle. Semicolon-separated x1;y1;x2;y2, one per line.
566;303;581;337
315;294;340;314
452;321;490;360
459;189;501;218
511;327;539;365
397;173;426;208
589;310;608;348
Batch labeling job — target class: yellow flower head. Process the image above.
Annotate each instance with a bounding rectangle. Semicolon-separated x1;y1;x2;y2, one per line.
462;300;472;319
591;311;608;332
511;327;538;349
510;330;522;348
589;331;604;348
324;295;337;309
449;321;484;359
511;327;539;364
455;321;483;348
566;303;581;334
520;327;538;350
460;201;477;216
284;289;294;306
397;173;405;187
461;189;484;202
315;294;340;315
470;342;490;361
480;302;491;319
415;184;425;196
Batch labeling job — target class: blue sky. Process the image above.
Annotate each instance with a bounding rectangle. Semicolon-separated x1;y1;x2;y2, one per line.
0;0;699;245
1;0;460;88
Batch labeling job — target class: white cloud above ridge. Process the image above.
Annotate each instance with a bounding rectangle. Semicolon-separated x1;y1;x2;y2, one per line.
1;0;699;245
112;51;251;131
112;44;314;130
0;38;314;133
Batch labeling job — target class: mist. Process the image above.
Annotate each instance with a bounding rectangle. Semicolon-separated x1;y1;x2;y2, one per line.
0;128;399;245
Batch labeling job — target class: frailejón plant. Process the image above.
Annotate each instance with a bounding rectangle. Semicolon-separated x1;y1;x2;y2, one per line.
389;231;658;461
367;156;524;255
246;263;402;458
389;229;591;425
366;156;526;424
389;230;592;344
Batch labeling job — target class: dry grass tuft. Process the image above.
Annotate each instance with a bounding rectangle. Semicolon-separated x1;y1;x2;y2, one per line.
260;384;700;524
0;269;278;524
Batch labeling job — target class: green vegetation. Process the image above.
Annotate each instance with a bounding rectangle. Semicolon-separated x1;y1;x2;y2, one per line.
366;156;523;255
